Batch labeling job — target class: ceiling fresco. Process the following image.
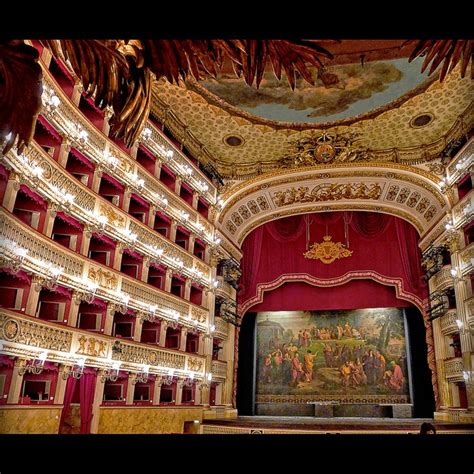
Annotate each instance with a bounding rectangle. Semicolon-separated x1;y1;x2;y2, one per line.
196;58;432;125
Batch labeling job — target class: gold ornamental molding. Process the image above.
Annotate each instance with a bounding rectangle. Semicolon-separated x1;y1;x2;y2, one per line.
220;163;450;213
303;235;353;264
217;169;450;246
0;308;207;377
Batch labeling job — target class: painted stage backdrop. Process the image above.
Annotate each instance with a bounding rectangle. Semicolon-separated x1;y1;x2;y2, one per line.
255;308;410;404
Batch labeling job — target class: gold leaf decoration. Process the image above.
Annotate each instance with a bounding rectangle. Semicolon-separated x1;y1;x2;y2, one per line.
303;235;353;264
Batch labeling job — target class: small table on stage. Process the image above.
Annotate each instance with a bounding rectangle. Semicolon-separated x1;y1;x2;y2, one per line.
307;401;340;417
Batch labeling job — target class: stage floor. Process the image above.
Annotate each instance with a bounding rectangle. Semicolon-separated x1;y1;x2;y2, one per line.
201;416;474;434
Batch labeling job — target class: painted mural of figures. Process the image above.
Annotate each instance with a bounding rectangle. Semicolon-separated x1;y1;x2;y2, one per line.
363;350;377;385
352;358;367;386
262;353;272;383
340;361;352;387
283;349;293;384
303;350;316;382
273;349;283;379
291;353;303;387
344;321;352;337
302;329;310;347
298;330;304;347
375;350;386;384
323;343;335;367
385;361;404;392
337;323;344;339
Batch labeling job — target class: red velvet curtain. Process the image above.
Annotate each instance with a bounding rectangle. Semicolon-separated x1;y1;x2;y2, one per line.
266;215;305;243
239;211;427;313
59;376;77;432
240;224;264;296
79;370;96;434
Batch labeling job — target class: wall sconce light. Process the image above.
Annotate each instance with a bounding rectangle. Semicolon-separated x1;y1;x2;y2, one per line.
83;281;99;304
44;265;63;291
132;365;150;384
18;351;48;376
117;293;130;314
162;369;175;386
101;362;121;382
62;358;85;380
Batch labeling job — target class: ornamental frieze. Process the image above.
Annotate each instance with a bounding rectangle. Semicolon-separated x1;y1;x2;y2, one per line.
255;394;409;404
76;335;108;358
187;357;204;373
272;183;382;208
99;203;125;227
88;266;118;290
279;131;373;168
0;313;72;352
112;341;187;370
191;306;207;323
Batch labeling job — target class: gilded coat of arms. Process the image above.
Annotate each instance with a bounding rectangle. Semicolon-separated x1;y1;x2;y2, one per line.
303;235;353;264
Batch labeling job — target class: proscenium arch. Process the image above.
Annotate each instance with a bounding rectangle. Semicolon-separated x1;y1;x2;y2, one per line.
217;163;453;247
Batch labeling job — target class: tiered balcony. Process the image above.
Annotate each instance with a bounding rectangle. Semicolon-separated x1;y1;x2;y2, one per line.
459;242;474;277
444;357;465;382
211;360;228;381
440;309;459;336
0;211;209;330
430;265;454;292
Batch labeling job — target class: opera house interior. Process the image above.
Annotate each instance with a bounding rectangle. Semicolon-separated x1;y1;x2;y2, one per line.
0;39;473;443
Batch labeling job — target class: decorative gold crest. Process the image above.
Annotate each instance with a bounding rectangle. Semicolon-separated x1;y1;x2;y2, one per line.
3;319;19;341
303;235;353;264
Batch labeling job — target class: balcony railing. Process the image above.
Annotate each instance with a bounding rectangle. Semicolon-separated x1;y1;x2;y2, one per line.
440;309;459;336
444;357;464;381
0;210;209;330
0;308;206;377
211;360;228;380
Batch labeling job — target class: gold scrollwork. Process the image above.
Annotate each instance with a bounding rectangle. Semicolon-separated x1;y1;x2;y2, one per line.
88;266;118;290
303;235;353;264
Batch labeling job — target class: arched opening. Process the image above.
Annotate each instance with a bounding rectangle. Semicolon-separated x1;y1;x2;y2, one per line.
236;211;435;419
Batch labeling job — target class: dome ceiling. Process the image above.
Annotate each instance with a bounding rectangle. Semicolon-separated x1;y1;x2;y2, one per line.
151;40;474;180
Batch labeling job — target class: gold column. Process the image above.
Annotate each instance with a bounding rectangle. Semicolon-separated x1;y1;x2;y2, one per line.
42;202;57;238
71;80;82;107
67;292;81;327
133;315;143;342
122;187;131;213
154;159;162;180
159;321;168;347
179;328;188;352
223;323;235;407
125;375;135;405
192;191;199;210
153;377;163;404
90;371;106;434
54;367;69;404
103;304;116;336
175;378;184;405
188;233;196;256
169;219;177;243
57;138;72;168
174;176;182;196
91;167;102;194
147;205;156;229
184;279;191;301
164;268;173;293
7;359;25;404
25;276;42;316
80;227;92;257
141;256;150;283
112;242;124;271
2;172;20;212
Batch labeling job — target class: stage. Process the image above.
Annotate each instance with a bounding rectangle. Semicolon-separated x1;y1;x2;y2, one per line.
201;416;474;434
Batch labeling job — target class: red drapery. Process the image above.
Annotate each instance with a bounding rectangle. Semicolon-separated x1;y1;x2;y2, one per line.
59;376;77;432
239;211;427;314
79;370;96;434
37;115;62;142
19;184;47;209
69;148;95;171
56;212;84;231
